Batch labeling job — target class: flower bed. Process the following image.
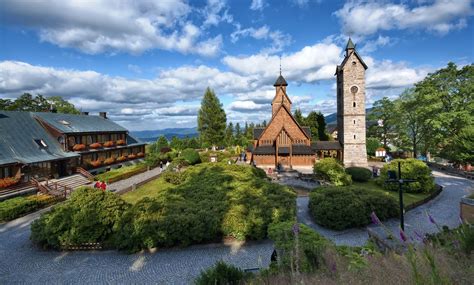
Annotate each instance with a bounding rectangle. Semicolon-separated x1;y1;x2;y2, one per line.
116;139;126;146
103;141;114;148
0;177;19;189
137;152;144;157
128;154;137;159
116;155;127;162
89;160;102;168
104;157;116;165
72;144;86;151
89;142;102;149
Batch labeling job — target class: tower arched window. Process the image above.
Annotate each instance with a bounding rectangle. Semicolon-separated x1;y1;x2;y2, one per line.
353;102;356;107
354;135;356;139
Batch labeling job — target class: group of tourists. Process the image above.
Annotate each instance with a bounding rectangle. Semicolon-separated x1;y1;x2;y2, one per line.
94;180;108;191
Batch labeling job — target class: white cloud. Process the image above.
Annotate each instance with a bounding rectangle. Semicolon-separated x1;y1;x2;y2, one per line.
250;0;265;11
335;0;472;36
365;58;431;89
201;0;233;28
228;100;269;112
230;25;291;54
2;0;223;56
359;35;391;54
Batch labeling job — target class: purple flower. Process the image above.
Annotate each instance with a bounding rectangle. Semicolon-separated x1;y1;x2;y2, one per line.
399;228;408;242
414;231;424;242
331;262;337;273
292;223;300;235
370;211;381;225
428;214;436;224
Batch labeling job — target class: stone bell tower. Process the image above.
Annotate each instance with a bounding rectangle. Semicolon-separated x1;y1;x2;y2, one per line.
336;38;368;167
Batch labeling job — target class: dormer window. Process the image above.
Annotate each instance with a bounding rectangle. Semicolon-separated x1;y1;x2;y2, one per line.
352;61;356;65
34;139;47;148
59;120;70;125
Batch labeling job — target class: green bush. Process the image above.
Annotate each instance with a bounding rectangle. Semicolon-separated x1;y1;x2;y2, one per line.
199;151;235;164
0;195;62;222
161;170;188;185
268;222;330;273
30;187;129;249
378;159;435;193
95;163;147;183
308;186;399;230
346;167;372;182
314;158;352;186
115;163;296;251
180;148;201;165
195;261;248;285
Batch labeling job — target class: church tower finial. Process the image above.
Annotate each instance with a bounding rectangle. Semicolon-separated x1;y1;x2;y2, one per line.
279;55;282;76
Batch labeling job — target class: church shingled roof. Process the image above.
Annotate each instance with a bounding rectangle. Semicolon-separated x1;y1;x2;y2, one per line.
346;38;355;50
273;75;288;86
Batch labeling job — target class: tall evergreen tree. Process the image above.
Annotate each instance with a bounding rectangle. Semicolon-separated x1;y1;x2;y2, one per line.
262;120;267;127
234;122;242;146
197;87;227;147
305;111;320;141
293;108;305;126
316;112;329;141
225;122;234;147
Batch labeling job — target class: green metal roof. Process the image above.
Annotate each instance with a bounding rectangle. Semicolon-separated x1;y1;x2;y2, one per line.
0;111;79;165
34;112;127;133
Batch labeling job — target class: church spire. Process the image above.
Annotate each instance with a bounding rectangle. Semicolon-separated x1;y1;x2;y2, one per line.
345;37;355;56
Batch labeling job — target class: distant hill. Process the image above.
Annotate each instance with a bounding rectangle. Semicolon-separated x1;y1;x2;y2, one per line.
131;127;198;143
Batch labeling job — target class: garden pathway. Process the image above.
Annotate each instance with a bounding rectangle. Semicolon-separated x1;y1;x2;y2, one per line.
108;166;164;194
297;170;473;246
0;209;273;284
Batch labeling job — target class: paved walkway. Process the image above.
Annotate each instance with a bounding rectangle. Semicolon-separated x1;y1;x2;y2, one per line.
0;208;273;284
297;170;473;246
108;166;163;193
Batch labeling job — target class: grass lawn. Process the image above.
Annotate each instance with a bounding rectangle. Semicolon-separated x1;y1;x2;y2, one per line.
122;176;173;204
353;180;430;208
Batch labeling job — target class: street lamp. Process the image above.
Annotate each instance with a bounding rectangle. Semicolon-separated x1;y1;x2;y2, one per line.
386;161;416;231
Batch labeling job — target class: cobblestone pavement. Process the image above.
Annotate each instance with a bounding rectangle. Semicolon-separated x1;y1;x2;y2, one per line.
0;209;273;284
297;170;473;246
108;166;164;193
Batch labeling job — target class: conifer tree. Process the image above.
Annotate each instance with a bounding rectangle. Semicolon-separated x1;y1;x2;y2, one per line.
225;122;234;147
197;87;227;147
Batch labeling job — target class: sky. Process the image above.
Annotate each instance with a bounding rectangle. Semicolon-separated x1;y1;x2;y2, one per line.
0;0;473;131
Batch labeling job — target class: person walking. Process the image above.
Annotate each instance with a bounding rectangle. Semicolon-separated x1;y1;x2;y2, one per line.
100;181;107;192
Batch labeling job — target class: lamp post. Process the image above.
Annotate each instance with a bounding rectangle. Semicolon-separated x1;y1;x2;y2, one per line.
386;161;416;231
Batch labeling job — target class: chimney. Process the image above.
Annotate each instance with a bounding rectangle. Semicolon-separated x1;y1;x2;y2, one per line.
99;112;107;119
81;112;89;116
49;104;57;113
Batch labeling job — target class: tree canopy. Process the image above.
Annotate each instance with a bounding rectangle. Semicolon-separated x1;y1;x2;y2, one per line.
197;88;227;147
0;93;80;114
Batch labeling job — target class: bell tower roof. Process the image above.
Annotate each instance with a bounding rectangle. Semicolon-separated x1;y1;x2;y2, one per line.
273;74;288;87
345;37;355;50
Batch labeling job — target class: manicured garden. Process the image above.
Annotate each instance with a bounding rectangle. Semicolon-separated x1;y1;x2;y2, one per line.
31;163;296;251
0;194;63;222
308;158;437;230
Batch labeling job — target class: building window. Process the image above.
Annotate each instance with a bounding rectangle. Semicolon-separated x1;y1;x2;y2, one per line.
354;135;356;139
352;61;356;65
353;120;356;124
353;102;356;107
34;139;48;148
351;86;358;93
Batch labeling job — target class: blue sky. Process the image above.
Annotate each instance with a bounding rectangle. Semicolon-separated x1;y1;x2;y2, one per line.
0;0;472;131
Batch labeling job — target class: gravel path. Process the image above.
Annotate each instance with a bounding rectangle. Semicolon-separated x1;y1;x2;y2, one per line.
297;170;473;246
108;166;164;193
0;208;273;284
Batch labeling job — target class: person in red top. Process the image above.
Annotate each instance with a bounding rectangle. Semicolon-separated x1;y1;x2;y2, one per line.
94;181;101;189
100;181;107;191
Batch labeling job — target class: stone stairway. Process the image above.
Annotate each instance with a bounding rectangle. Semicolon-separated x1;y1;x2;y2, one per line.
54;174;93;190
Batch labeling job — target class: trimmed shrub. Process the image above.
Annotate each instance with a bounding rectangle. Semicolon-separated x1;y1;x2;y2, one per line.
346;167;372;182
161;171;188;185
314;158;352;186
115;163;296;252
95;163;148;183
308;186;399;230
180;148;201;165
268;222;330;273
378;159;435;193
195;261;248;285
30;187;129;249
0;195;62;222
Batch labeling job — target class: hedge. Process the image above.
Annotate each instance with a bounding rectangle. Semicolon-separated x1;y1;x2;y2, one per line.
268;222;330;273
94;163;148;183
308;186;399;230
180;148;201;165
0;195;63;222
314;158;352;186
31;164;296;252
30;187;129;249
346;167;372;182
378;159;435;193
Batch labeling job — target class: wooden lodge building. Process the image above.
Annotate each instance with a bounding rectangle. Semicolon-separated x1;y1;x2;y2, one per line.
0;111;145;184
249;38;368;169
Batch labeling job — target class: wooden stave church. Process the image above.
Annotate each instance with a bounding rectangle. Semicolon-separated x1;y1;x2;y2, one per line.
248;38;367;170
